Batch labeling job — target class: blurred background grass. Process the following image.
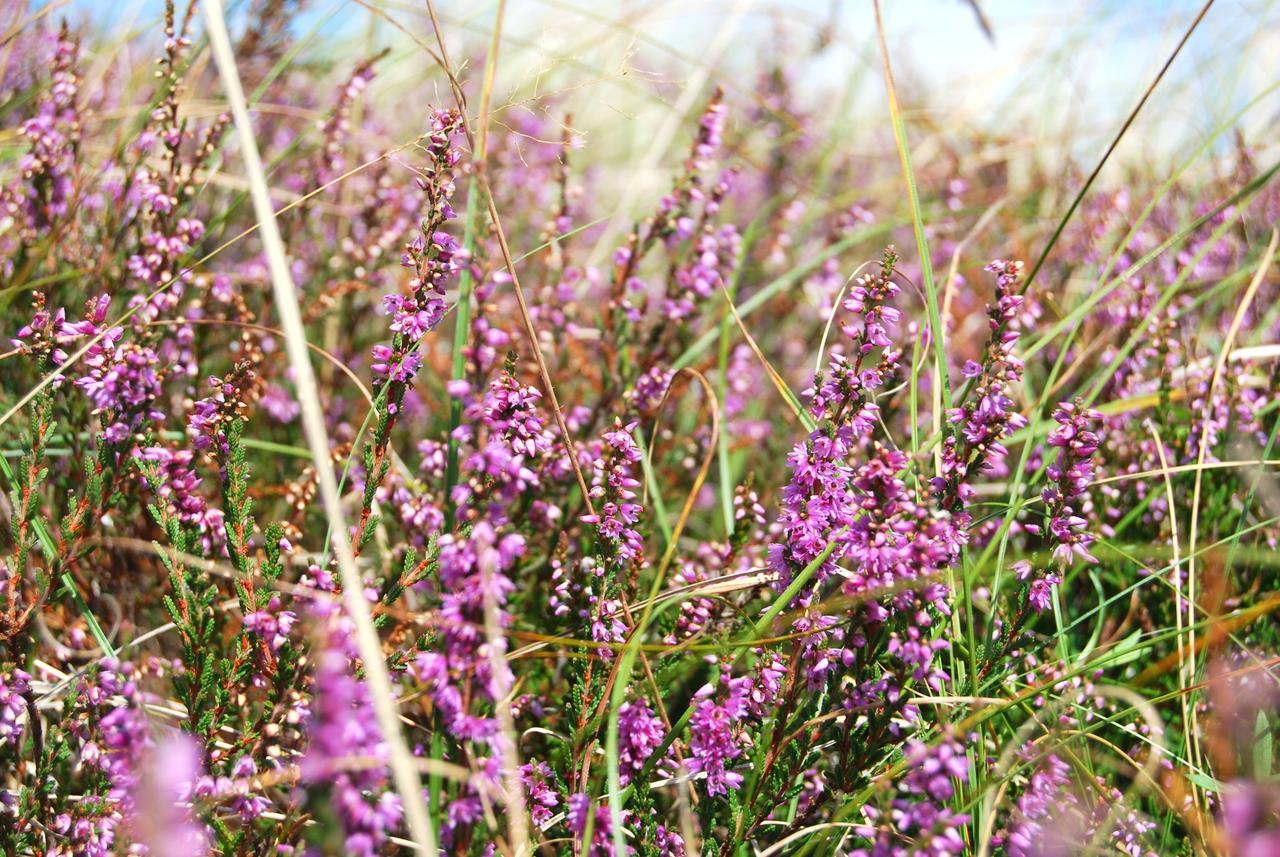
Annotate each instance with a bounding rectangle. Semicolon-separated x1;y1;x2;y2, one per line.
31;0;1280;242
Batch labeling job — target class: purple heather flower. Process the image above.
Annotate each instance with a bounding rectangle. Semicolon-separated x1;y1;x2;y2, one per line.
98;702;147;776
366;109;463;389
126;218;204;288
997;747;1158;857
383;292;445;343
693;92;727;169
1219;780;1280;857
192;755;270;823
1027;574;1061;613
75;307;166;443
412;522;523;744
136;444;225;553
581;419;645;566
934;259;1029;518
655;825;688;857
1003;751;1072;857
132;733;210;857
772;250;907;594
853;732;971;856
616;698;666;784
629;365;674;413
0;669;31;749
259;383;300;423
317;59;379;183
1041;400;1102;564
902;735;970;803
567;793;628;856
5;25;80;236
686;678;748;796
520;761;561;830
450;372;555;519
666;221;741;321
370;344;424;385
12;295;113;379
186;373;241;452
49;809;121;856
302;617;403;855
1017;399;1101;611
242;594;297;653
483;375;552;458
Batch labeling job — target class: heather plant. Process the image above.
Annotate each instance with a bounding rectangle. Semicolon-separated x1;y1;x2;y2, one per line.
1;0;1279;855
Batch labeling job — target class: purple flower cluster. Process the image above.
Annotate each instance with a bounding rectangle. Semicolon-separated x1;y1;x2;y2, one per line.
317;58;379;184
70;296;169;444
936;259;1029;518
694;96;727;169
132;734;210;857
568;792;628;856
136;444;225;551
520;761;562;830
1018;399;1101;611
665;181;741;321
722;343;771;441
1000;750;1072;856
451;372;555;520
12;294;169;446
686;674;750;796
384;267;448;342
654;824;689;857
853;732;971;857
414;522;524;741
126;217;205;289
616;697;666;784
1040;401;1102;565
371;108;464;391
582;419;645;567
994;746;1158;857
62;659;191;856
187;364;255;456
771;251;904;591
301;614;403;856
80;664;150;804
5;25;80;237
1218;781;1280;857
629;364;674;414
12;295;100;377
0;668;30;750
191;754;270;825
241;593;297;654
842;445;959;618
610;89;737;328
